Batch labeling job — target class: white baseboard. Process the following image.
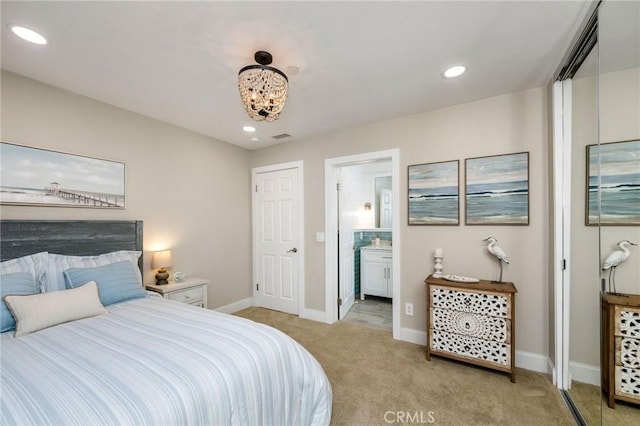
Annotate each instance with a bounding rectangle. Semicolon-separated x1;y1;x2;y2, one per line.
547;358;557;385
301;308;333;324
397;327;427;345
214;297;253;314
395;328;548;374
569;361;599;386
515;350;549;373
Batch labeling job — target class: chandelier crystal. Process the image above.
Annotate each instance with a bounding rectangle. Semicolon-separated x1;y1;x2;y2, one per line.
238;51;289;122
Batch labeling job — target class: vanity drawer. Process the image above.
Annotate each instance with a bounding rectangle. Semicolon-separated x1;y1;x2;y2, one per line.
361;248;392;263
168;286;203;304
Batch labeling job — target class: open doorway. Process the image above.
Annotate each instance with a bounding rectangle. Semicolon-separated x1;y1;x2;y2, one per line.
324;149;400;338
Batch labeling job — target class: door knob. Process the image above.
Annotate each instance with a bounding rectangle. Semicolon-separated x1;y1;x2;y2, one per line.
287;247;298;253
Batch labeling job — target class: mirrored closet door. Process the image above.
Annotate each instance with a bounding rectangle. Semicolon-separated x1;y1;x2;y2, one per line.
556;1;640;424
567;35;600;425
598;1;640;423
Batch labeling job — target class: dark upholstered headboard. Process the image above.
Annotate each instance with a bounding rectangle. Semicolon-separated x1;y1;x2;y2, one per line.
0;220;143;272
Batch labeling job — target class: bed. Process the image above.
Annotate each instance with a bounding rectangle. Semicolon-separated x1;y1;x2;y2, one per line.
0;220;332;426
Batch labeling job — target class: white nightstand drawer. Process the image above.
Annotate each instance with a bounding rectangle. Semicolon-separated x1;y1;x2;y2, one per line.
146;277;209;309
168;286;203;304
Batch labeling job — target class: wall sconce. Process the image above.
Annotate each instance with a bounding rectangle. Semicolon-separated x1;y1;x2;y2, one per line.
364;202;372;211
152;249;173;285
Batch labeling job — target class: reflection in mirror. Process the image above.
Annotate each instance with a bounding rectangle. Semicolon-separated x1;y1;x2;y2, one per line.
344;160;392;230
599;0;640;424
375;176;392;228
567;41;601;425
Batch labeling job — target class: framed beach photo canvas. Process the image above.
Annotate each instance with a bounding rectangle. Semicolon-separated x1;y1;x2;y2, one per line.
586;140;640;226
408;160;459;225
0;142;125;209
465;152;529;225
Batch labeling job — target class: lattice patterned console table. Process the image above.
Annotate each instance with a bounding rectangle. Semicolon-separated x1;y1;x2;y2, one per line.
601;293;640;408
425;275;517;382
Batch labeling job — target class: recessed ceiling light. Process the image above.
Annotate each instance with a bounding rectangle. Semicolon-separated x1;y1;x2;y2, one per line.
242;126;256;132
443;65;466;78
10;25;48;45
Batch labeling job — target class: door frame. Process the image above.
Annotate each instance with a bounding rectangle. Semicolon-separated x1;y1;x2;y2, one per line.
324;149;400;339
251;160;305;316
552;79;572;389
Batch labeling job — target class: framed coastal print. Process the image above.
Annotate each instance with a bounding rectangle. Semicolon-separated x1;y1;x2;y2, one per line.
0;142;125;208
408;160;459;225
465;152;529;225
586;140;640;225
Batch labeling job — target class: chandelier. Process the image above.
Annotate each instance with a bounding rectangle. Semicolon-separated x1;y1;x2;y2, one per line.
238;51;289;122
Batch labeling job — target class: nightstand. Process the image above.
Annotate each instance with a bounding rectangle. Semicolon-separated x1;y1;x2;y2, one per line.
146;277;209;308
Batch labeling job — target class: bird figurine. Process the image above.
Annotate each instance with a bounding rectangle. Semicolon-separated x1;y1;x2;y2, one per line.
602;240;637;294
483;237;509;283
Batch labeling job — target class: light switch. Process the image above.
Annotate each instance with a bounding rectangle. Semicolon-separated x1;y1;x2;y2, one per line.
316;232;325;242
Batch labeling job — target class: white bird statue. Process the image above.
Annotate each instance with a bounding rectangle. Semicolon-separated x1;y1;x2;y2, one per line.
602;240;637;294
483;237;509;283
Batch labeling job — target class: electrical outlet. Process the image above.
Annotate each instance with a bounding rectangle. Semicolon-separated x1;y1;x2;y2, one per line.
405;303;413;316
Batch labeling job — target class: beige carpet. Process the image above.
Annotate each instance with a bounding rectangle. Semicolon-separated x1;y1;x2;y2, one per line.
570;381;640;425
235;307;574;425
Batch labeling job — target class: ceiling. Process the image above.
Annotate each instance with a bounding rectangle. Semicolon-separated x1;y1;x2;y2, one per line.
1;1;593;150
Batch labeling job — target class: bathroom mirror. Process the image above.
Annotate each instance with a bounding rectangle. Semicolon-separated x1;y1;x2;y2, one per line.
374;175;392;229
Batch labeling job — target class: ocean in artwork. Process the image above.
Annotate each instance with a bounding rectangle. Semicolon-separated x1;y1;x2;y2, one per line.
409;186;459;224
0;143;125;208
465;153;529;225
587;173;640;224
466;180;529;224
408;161;459;224
587;141;640;224
0;186;125;207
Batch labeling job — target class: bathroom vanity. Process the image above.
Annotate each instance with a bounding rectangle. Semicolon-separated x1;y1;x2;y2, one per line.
360;246;393;299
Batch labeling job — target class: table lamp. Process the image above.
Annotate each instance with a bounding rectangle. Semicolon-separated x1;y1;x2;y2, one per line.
152;249;173;285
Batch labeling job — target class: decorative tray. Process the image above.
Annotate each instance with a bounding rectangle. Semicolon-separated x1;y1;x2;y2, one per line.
442;274;480;283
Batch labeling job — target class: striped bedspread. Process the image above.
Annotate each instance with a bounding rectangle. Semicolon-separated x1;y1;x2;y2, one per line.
0;297;332;425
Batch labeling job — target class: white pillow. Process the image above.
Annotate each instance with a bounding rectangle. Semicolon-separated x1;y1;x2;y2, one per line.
4;281;107;337
0;252;48;292
45;250;142;292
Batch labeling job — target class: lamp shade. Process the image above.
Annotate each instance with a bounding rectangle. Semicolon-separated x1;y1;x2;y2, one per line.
152;250;173;269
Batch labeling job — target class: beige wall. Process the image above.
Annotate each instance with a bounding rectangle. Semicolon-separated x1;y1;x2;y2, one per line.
251;87;550;356
2;70;558;358
0;71;253;309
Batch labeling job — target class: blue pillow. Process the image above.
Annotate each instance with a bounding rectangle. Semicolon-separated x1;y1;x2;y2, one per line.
1;272;39;332
63;261;145;306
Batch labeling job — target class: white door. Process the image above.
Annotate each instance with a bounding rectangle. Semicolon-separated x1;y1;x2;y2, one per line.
254;167;300;315
380;188;392;228
338;169;356;320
